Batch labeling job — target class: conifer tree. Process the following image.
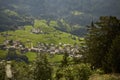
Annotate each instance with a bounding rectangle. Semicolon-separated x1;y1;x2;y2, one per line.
85;16;120;73
34;53;52;80
61;52;69;67
106;35;120;73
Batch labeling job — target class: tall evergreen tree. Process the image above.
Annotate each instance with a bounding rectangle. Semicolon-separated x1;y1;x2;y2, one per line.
106;35;120;73
61;52;69;67
85;16;120;73
33;53;52;80
6;48;17;60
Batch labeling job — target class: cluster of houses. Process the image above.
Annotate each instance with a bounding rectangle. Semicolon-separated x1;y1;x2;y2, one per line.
31;28;43;34
0;39;83;58
31;42;82;57
0;40;29;62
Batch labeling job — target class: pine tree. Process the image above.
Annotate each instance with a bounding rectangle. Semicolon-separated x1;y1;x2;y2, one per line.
85;16;120;73
61;52;69;67
33;53;52;80
106;35;120;73
6;48;17;60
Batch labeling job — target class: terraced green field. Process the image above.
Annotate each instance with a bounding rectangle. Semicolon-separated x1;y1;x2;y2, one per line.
26;52;73;64
1;26;83;46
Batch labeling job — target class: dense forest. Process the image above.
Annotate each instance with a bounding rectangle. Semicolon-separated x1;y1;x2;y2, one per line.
0;0;120;36
0;0;120;80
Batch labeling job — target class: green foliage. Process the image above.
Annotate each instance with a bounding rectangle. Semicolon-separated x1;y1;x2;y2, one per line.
25;26;33;31
61;52;69;67
74;63;92;80
0;61;5;80
85;16;120;73
0;7;33;31
25;52;37;61
49;20;58;28
0;50;7;59
7;48;17;59
56;63;92;80
34;20;48;28
12;61;34;80
47;54;63;63
93;69;104;75
4;9;19;17
58;19;71;32
33;54;52;80
56;66;74;80
25;51;64;63
106;35;120;73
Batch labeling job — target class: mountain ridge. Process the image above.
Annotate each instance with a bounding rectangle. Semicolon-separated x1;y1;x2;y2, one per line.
0;0;120;36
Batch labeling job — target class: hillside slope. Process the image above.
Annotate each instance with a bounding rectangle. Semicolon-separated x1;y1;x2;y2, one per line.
0;0;120;32
0;20;82;46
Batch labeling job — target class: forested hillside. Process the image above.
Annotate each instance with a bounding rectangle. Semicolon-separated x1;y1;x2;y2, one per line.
0;0;120;36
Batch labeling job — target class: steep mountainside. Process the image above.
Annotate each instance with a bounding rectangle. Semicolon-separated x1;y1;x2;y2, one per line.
0;0;120;35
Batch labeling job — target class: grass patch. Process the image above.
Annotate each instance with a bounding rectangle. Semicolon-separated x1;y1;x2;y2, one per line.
25;52;37;61
25;52;63;63
0;50;7;59
47;54;63;63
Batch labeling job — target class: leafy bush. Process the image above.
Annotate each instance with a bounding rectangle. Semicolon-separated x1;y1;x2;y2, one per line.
74;63;92;80
12;61;34;80
56;63;92;80
93;69;104;75
0;61;5;80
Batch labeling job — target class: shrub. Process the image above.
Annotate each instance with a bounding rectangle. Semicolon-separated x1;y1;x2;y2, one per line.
0;61;5;80
93;69;104;75
56;63;92;80
74;63;92;80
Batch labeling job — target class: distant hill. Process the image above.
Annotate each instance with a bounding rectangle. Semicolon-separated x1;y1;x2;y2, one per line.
0;0;120;36
0;20;82;46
